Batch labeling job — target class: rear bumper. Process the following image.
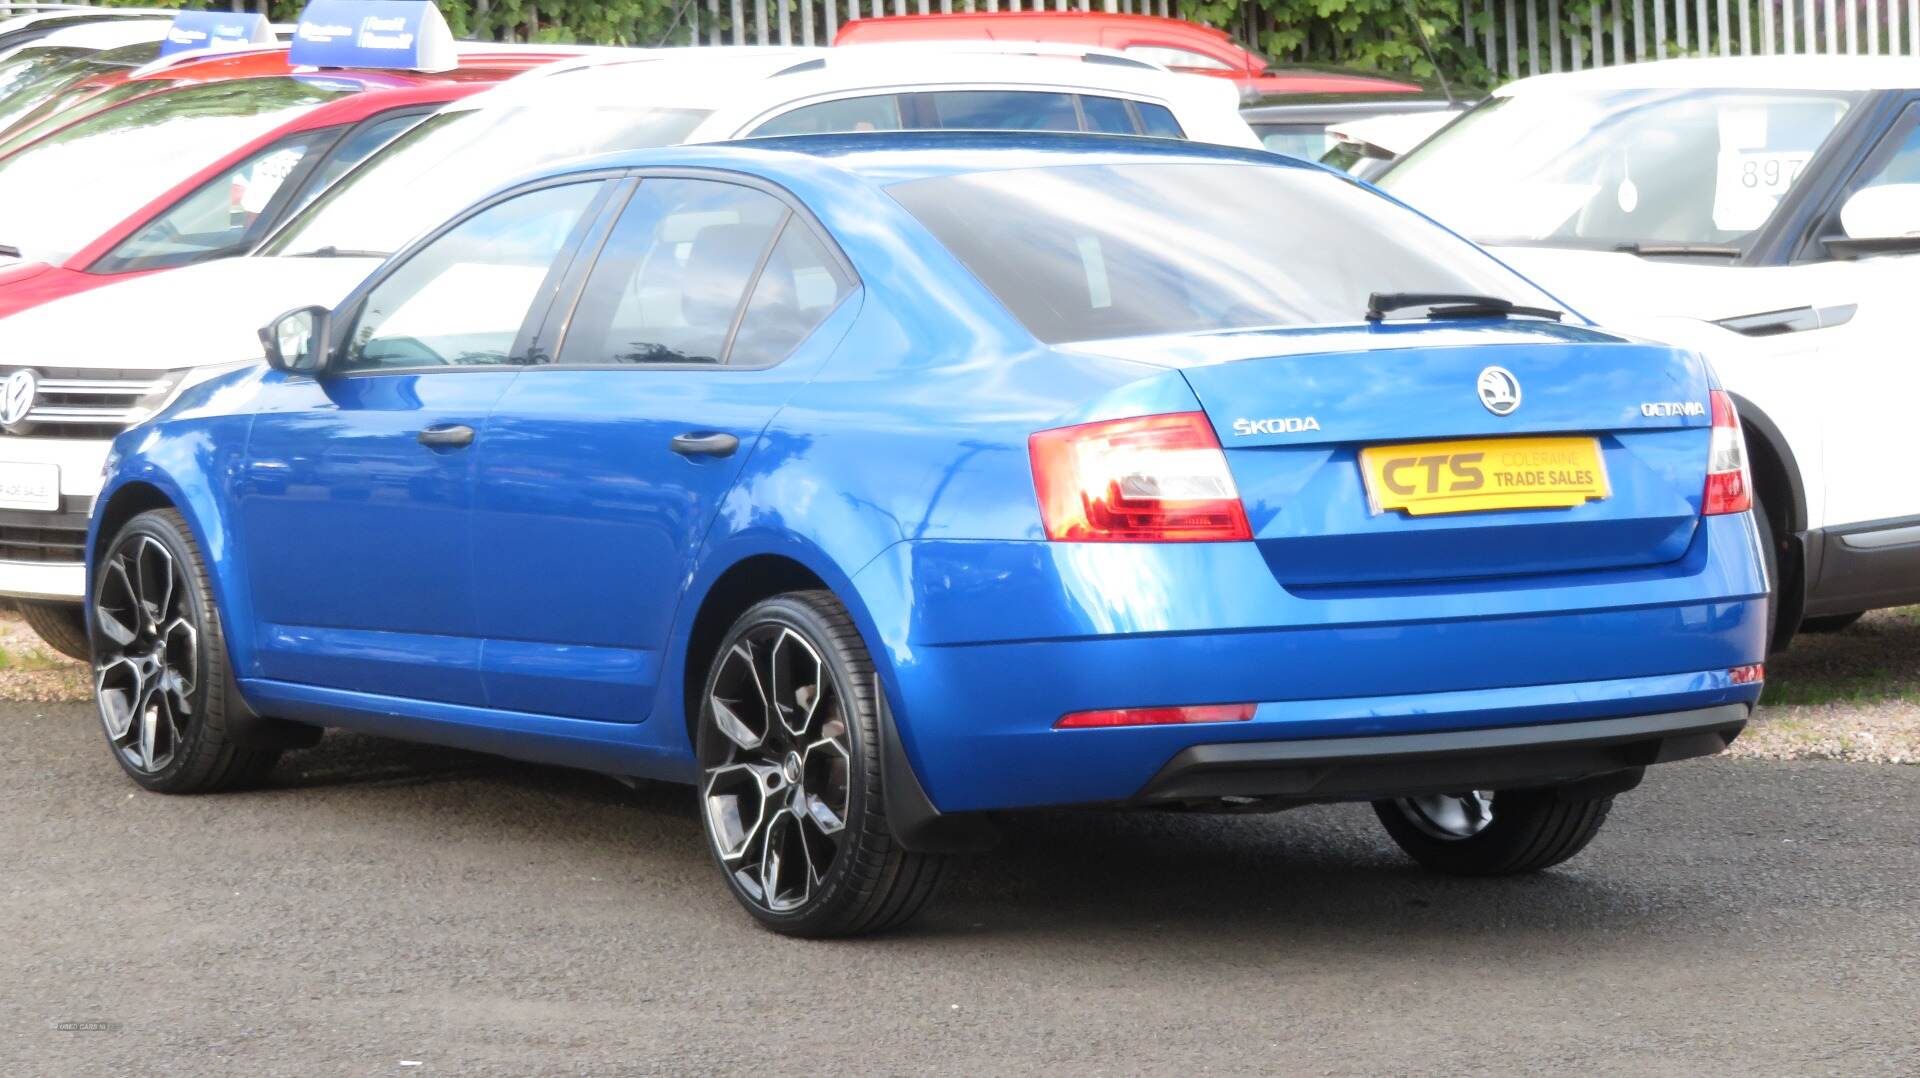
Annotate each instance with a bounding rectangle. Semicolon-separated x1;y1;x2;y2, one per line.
852;513;1768;813
1137;703;1748;804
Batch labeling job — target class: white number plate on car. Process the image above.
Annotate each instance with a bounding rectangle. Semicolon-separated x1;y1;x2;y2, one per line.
0;462;59;511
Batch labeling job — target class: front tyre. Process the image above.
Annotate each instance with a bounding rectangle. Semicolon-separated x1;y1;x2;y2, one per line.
18;601;90;661
1372;788;1612;876
92;509;278;793
696;590;947;937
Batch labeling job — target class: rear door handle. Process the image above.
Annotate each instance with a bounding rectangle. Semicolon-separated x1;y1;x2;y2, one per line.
417;424;475;448
670;431;740;458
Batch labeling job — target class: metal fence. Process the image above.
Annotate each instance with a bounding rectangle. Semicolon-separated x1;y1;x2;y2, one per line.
1464;0;1920;80
8;1;1920;74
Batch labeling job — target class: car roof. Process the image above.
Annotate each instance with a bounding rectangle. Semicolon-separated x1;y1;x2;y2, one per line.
549;129;1294;187
1500;55;1920;95
462;44;1219;114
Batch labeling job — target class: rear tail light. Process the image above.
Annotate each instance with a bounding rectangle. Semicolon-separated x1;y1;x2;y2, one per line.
1703;389;1753;516
1728;663;1765;685
1029;412;1253;542
1055;703;1258;729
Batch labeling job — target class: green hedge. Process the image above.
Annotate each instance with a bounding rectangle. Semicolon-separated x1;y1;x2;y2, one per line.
105;0;1488;88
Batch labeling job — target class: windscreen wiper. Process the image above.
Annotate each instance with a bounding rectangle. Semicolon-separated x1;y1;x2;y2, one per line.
0;244;19;258
1614;242;1742;258
1366;292;1563;323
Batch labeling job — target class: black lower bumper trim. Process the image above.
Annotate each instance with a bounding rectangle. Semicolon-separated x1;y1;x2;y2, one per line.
1135;704;1750;804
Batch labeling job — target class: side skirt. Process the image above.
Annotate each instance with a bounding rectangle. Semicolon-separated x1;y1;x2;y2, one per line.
237;678;697;784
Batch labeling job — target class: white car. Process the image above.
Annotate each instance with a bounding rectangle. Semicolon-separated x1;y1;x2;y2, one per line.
1377;56;1920;647
0;43;1257;656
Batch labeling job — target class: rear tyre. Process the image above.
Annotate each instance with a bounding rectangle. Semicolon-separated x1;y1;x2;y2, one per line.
1372;788;1612;876
695;590;947;937
1799;612;1864;634
18;601;90;661
91;509;279;793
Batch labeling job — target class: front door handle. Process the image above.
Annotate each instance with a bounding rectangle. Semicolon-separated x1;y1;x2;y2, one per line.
417;424;475;449
670;431;740;458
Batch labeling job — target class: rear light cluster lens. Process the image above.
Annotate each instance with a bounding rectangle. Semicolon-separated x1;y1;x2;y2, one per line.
1029;411;1253;542
1728;663;1766;685
1703;389;1753;516
1055;703;1258;729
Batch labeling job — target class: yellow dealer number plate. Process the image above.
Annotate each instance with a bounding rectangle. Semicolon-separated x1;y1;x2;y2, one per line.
1359;436;1610;517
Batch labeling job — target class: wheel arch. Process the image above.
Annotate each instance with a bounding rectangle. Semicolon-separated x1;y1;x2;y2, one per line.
91;456;262;679
666;538;995;854
1728;391;1808;647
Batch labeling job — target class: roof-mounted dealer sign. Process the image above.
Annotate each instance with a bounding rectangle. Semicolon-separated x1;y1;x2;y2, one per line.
289;0;457;73
156;11;276;58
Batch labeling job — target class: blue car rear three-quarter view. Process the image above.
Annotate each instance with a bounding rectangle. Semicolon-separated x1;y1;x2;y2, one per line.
86;133;1769;937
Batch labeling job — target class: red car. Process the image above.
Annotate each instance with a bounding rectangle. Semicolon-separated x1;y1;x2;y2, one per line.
0;47;577;320
832;12;1420;97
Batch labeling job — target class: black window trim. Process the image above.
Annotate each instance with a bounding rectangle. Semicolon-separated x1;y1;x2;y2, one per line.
1784;91;1920;264
321;170;626;379
254;104;442;249
527;165;861;374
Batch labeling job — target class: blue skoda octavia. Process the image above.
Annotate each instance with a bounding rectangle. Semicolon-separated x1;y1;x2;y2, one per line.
88;134;1768;936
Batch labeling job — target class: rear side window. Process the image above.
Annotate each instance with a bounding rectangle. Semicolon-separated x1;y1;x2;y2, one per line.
727;220;852;367
748;92;1183;139
922;90;1079;132
1079;95;1136;135
1135;103;1185;138
889;161;1556;344
557;179;788;365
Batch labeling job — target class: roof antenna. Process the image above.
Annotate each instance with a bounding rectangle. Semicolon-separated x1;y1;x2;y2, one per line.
1407;3;1457;106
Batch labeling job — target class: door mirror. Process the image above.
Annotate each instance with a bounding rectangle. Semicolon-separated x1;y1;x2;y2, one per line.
1827;184;1920;257
259;305;332;374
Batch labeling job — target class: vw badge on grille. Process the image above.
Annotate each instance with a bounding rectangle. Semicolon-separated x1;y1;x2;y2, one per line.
1;369;37;428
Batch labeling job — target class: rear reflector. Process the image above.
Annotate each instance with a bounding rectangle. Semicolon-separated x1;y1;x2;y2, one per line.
1728;663;1765;685
1029;411;1253;542
1703;390;1753;516
1055;703;1258;729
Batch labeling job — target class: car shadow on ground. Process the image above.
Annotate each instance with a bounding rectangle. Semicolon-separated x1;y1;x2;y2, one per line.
259;730;1728;944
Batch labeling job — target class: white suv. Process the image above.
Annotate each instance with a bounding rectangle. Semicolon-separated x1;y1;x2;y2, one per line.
1378;56;1920;647
0;43;1257;657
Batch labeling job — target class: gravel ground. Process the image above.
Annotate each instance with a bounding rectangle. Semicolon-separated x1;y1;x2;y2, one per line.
1;700;1915;1076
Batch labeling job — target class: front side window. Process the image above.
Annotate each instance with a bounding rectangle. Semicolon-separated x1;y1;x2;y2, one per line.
557;180;788;366
93;130;333;274
265;105;712;260
0;78;350;264
284;110;426;221
1381;89;1860;251
341;182;602;373
890;161;1557;344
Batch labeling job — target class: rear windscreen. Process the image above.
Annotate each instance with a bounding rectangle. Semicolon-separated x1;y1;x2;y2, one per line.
888;161;1557;344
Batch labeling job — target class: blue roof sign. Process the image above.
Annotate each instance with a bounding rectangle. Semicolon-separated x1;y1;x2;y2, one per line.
156;11;275;58
289;0;457;73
